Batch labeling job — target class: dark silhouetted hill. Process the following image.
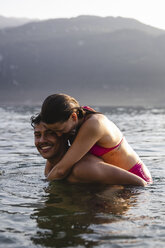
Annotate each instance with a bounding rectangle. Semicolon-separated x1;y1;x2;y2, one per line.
0;15;165;106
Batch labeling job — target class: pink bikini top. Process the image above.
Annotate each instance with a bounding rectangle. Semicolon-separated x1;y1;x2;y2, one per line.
82;105;123;157
89;138;123;157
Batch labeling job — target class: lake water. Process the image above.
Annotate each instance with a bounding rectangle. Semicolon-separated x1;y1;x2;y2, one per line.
0;105;165;248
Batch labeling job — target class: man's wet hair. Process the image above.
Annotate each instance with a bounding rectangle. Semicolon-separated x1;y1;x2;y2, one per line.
31;113;41;128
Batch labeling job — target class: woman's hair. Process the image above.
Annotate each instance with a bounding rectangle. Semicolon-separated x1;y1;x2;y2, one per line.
40;93;97;124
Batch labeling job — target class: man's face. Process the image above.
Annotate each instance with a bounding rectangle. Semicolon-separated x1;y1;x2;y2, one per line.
34;122;61;159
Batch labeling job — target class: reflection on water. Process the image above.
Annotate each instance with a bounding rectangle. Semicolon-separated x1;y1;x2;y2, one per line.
31;183;138;247
0;105;165;248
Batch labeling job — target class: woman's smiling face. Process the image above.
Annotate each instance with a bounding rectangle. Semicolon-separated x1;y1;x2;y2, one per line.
44;112;79;137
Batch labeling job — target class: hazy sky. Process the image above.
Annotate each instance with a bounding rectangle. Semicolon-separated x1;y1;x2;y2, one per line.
0;0;165;30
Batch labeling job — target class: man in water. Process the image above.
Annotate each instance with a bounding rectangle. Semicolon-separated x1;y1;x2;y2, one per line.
31;113;146;186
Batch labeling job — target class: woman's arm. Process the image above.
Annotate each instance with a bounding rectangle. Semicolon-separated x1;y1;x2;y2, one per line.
44;135;69;177
45;142;69;177
47;117;104;181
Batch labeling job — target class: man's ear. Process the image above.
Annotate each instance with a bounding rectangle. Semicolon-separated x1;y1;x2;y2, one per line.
71;112;78;121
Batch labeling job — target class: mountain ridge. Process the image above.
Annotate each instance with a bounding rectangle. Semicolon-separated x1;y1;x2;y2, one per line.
0;15;165;106
0;15;35;29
